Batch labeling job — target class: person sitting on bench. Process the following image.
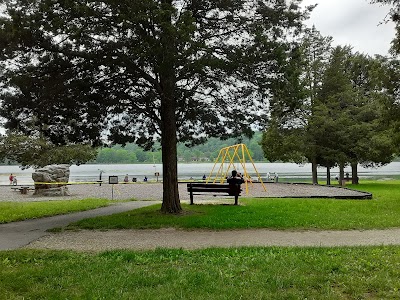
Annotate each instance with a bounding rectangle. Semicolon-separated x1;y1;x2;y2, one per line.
227;170;244;196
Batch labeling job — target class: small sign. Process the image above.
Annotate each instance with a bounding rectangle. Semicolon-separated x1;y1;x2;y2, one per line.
155;172;160;176
109;176;119;184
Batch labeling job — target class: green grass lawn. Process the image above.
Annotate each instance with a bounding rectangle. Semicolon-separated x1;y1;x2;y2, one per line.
2;181;400;299
1;246;400;299
68;181;400;230
0;198;116;223
1;180;399;230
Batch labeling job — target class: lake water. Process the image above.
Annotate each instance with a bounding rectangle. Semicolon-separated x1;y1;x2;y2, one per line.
1;162;399;185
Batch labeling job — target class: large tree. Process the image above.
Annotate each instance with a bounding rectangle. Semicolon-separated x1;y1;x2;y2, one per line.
0;0;309;213
379;57;400;152
300;26;333;183
345;53;395;180
263;42;396;185
314;47;395;184
261;26;332;184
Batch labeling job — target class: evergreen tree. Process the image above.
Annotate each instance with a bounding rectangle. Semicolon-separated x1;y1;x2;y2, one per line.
261;27;332;183
0;0;309;212
262;39;396;185
301;26;333;183
378;57;400;153
314;47;395;184
346;53;395;180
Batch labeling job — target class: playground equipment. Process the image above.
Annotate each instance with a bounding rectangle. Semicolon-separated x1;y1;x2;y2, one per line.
207;144;267;194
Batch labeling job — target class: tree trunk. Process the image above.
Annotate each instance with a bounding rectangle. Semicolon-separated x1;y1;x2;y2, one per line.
159;0;181;213
160;114;181;213
339;163;345;186
312;158;318;185
159;56;180;214
159;88;181;214
326;167;331;185
351;163;359;184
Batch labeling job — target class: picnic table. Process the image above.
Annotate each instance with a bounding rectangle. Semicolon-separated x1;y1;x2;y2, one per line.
11;186;34;194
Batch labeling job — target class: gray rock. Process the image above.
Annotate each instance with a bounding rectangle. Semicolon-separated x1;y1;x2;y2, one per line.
32;164;70;196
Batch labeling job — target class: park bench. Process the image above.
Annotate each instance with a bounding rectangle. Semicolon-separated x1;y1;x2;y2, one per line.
187;183;242;205
11;186;33;194
343;177;359;184
336;176;359;184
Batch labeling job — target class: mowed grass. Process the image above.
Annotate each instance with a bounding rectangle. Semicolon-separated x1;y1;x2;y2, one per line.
0;199;115;223
1;246;400;299
69;181;400;230
1;182;400;299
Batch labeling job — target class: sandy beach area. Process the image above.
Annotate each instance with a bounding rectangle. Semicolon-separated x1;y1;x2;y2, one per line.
0;181;370;202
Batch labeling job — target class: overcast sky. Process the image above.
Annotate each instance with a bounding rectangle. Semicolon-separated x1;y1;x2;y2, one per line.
301;0;396;56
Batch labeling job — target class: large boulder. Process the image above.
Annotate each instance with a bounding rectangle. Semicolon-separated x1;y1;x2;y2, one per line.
32;164;70;196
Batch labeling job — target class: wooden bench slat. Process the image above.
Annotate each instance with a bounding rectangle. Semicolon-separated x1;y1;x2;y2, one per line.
188;188;231;193
188;184;228;188
187;183;241;205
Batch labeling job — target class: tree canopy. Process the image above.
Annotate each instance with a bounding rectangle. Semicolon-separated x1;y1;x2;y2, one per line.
0;134;97;168
262;27;333;184
261;28;397;184
0;0;310;212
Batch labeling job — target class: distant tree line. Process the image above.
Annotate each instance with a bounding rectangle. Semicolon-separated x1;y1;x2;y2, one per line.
95;132;266;164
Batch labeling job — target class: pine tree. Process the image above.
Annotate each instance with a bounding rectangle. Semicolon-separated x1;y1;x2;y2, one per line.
261;27;332;184
0;0;309;213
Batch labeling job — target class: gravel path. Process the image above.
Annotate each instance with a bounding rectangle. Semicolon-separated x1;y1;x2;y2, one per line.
25;228;400;251
1;182;384;252
0;182;370;202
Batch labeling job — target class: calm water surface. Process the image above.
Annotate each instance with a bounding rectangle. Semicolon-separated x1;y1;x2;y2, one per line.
1;162;399;185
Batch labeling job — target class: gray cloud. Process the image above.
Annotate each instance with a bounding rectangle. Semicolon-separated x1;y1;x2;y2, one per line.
302;0;396;55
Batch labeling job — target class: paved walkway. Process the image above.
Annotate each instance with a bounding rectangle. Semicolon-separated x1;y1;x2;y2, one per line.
0;201;159;250
25;227;400;252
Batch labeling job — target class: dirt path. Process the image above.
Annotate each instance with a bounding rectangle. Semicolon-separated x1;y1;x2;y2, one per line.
0;201;159;250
